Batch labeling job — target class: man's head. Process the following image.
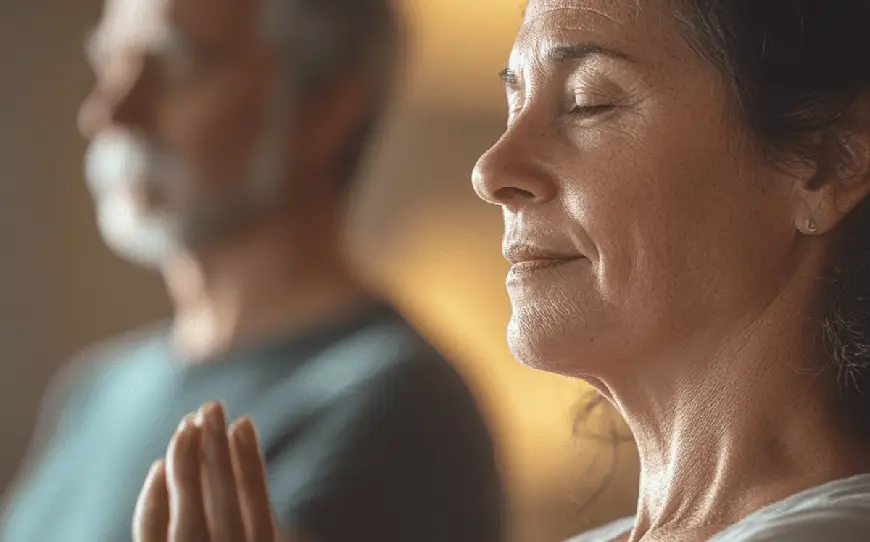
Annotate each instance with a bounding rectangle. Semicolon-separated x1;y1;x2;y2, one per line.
79;0;402;267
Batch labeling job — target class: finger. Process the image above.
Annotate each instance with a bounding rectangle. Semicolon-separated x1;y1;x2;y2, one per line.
229;417;275;542
167;415;208;542
133;460;169;542
200;402;246;542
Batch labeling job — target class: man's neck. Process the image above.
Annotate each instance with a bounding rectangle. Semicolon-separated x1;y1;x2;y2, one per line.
598;275;870;541
161;223;371;363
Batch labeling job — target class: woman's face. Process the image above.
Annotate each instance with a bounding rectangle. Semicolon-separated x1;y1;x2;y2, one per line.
473;0;806;376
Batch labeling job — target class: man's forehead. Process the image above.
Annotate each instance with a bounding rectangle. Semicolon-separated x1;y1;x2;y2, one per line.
98;0;262;44
100;0;167;40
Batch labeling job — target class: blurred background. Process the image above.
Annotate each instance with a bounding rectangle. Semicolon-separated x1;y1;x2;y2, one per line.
0;0;638;540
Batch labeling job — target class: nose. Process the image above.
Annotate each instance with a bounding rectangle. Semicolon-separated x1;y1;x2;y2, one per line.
472;116;558;207
78;56;151;139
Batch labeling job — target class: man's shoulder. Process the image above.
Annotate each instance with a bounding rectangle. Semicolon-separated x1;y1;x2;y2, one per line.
17;323;170;476
43;323;169;422
69;321;169;371
319;311;496;459
249;309;486;446
260;310;502;535
315;310;476;406
300;308;442;383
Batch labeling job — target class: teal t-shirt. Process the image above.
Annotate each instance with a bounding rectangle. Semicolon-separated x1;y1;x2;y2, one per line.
1;304;503;542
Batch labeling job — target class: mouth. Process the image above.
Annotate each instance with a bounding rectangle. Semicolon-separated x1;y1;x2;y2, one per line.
506;256;585;281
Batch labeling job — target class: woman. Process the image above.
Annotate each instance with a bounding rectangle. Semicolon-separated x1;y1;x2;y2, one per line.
132;0;870;540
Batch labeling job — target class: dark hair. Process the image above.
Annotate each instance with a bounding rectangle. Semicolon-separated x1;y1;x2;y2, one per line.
673;0;870;438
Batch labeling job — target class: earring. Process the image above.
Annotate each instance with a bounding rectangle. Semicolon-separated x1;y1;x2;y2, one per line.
805;217;819;234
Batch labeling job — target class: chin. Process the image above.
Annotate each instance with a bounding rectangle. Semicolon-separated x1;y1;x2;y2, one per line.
505;299;635;378
506;315;590;376
96;194;178;268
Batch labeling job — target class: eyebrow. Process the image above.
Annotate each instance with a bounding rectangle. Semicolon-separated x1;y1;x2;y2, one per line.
499;42;635;88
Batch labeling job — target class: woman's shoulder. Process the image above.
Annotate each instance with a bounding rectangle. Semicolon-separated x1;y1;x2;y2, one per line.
564;517;634;542
565;474;870;542
710;473;870;541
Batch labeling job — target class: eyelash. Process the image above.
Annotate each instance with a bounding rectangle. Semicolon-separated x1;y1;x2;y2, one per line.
570;104;616;118
506;103;616;125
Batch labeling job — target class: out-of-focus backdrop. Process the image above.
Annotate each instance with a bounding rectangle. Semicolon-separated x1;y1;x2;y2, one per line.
0;1;638;540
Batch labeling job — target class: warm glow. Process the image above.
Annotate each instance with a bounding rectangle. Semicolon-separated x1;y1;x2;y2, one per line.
401;0;525;110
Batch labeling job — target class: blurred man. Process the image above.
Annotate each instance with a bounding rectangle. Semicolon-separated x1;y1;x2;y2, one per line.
0;0;503;540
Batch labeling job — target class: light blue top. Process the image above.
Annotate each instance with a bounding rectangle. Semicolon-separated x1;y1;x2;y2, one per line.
1;304;503;542
568;473;870;541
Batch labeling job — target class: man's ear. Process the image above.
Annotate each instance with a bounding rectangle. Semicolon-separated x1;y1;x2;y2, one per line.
296;70;372;184
794;128;870;235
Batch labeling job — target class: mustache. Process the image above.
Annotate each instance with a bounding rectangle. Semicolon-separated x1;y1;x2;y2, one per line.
84;133;179;194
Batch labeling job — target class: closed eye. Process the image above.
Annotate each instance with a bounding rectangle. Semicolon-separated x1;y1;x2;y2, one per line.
570;104;616;118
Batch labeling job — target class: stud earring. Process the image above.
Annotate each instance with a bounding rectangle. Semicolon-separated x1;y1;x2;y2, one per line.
805;218;819;234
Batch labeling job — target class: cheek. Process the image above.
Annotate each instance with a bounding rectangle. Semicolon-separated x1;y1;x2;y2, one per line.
554;117;794;353
159;75;272;191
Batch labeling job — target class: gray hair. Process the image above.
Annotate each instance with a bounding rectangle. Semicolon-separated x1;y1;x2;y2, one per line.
262;0;405;186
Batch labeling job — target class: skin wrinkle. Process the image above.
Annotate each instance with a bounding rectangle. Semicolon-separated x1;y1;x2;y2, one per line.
526;0;641;24
624;262;845;536
475;1;870;541
628;313;777;531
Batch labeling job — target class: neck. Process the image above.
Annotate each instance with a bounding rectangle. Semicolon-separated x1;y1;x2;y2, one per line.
161;206;371;362
598;267;870;541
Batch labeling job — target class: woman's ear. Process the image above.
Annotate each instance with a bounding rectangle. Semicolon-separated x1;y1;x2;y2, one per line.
794;129;870;235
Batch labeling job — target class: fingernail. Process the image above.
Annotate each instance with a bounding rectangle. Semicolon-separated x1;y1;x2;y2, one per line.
146;460;164;485
205;402;226;434
177;414;193;432
234;417;257;450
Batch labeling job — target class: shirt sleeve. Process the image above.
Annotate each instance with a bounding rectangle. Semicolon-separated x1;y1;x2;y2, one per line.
267;355;504;542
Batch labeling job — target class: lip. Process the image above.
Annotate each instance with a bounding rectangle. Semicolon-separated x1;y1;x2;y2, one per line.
503;243;584;265
506;256;584;282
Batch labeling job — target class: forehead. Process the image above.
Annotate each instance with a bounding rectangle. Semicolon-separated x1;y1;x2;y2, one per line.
96;0;262;46
515;0;684;64
524;0;645;23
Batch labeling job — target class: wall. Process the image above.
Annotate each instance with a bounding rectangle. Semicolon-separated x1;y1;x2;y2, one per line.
0;0;94;494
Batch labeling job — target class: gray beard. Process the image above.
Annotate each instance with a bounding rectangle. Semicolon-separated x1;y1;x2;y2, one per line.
84;90;292;268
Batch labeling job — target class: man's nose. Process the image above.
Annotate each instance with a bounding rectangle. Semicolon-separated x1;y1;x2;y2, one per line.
78;56;152;139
